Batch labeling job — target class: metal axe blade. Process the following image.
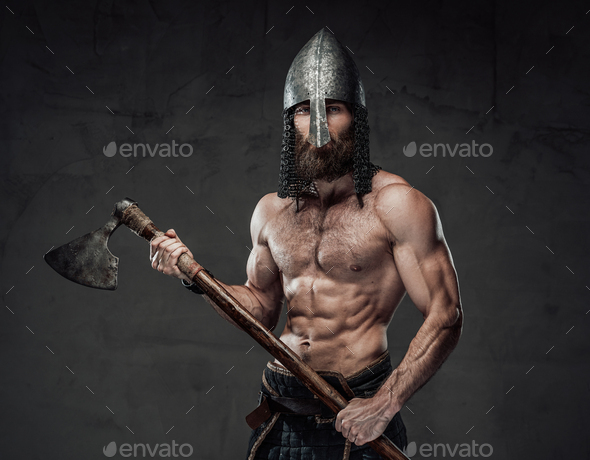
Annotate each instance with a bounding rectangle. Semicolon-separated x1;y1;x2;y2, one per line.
44;198;137;290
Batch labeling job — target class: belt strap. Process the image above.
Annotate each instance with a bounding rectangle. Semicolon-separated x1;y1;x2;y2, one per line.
245;394;327;429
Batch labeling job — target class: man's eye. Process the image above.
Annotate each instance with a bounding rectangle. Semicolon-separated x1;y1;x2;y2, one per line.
295;107;309;114
328;106;340;112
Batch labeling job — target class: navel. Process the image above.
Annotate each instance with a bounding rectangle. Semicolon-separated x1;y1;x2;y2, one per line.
349;264;362;272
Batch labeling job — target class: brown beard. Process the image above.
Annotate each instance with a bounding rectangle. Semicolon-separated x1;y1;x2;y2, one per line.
294;124;355;182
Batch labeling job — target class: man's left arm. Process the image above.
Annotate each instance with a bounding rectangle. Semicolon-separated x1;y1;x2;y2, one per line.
336;184;463;446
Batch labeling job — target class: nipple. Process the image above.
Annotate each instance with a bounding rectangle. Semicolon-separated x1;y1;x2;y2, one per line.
349;264;362;272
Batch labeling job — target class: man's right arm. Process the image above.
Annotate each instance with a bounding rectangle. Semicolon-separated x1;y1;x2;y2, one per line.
202;194;284;330
149;193;284;331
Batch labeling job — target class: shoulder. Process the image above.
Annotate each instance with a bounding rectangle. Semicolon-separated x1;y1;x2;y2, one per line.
250;192;288;241
371;170;439;243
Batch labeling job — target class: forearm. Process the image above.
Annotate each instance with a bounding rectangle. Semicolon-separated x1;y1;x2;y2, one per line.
379;308;463;414
201;281;271;330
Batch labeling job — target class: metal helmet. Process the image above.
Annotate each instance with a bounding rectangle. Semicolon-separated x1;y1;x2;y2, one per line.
277;28;381;209
283;27;366;148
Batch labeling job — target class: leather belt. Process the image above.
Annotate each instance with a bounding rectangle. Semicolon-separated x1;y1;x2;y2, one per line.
246;393;332;430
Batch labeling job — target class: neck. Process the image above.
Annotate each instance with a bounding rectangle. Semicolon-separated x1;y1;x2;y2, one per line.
306;172;356;208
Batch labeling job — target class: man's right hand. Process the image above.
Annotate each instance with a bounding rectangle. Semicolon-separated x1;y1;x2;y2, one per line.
150;229;194;283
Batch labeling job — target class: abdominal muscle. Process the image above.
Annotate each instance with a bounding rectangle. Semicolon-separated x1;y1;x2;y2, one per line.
273;279;395;376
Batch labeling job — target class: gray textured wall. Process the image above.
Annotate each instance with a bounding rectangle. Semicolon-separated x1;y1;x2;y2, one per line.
1;1;589;459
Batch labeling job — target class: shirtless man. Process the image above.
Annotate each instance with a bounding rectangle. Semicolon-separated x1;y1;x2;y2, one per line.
150;28;462;459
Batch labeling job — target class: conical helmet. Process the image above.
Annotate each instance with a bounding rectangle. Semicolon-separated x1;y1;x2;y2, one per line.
283;28;366;148
277;28;381;207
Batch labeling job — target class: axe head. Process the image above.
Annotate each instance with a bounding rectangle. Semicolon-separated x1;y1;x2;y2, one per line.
44;198;137;290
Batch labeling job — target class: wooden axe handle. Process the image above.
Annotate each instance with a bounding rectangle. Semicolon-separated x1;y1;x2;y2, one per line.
120;203;409;460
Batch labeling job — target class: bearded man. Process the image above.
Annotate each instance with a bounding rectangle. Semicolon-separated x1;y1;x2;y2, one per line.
149;28;463;459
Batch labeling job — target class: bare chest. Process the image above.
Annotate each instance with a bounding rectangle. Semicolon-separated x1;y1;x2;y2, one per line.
266;200;390;279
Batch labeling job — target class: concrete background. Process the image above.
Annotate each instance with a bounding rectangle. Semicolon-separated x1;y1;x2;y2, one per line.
1;0;589;458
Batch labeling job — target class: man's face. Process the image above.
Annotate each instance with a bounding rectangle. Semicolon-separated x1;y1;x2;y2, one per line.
293;99;355;182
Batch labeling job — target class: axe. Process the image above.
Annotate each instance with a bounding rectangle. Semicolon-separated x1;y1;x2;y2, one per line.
44;198;409;460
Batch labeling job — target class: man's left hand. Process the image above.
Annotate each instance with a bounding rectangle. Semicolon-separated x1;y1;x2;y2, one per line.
334;392;399;446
